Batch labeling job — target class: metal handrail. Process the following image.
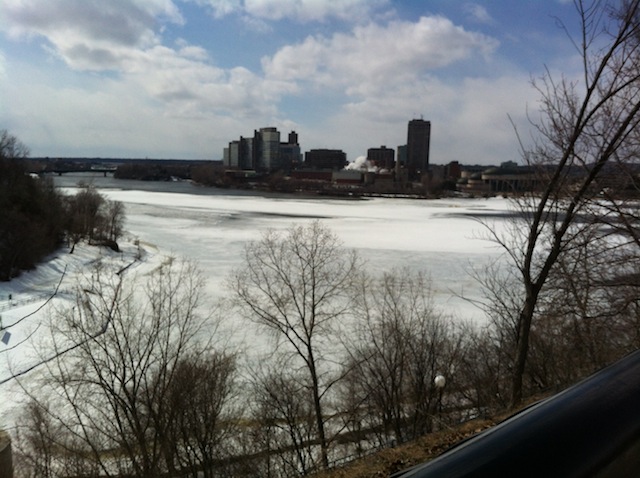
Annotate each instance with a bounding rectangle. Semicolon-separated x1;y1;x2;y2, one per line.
394;349;640;478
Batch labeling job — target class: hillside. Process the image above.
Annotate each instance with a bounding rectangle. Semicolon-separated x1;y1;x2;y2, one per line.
316;417;499;478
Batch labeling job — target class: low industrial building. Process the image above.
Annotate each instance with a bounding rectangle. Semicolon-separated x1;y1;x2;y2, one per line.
457;162;540;195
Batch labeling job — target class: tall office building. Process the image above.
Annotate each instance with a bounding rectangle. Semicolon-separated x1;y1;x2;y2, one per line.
224;138;254;169
257;127;281;171
223;127;300;172
407;119;431;179
280;131;302;172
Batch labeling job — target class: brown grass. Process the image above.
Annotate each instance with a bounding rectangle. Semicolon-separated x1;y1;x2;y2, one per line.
315;418;499;478
316;395;551;478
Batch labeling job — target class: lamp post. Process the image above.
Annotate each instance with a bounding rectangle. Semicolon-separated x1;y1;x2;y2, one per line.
434;374;446;416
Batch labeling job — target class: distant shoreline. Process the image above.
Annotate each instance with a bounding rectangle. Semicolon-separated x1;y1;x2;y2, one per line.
50;172;481;202
50;173;372;201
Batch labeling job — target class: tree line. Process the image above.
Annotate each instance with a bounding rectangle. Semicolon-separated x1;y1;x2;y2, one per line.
0;130;125;280
11;224;477;477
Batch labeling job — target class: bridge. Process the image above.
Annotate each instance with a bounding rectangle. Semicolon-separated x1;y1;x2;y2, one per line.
42;166;117;177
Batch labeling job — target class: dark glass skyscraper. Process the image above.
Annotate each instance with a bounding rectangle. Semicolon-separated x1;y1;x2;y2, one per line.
407;119;431;179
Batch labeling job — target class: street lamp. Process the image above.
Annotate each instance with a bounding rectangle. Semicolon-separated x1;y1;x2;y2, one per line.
434;374;446;416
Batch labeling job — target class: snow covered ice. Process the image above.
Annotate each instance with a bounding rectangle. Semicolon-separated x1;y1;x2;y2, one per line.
0;176;515;430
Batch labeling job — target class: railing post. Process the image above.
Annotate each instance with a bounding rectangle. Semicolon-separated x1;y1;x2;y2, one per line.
0;431;13;478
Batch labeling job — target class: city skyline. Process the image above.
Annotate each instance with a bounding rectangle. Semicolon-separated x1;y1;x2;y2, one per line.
2;1;581;165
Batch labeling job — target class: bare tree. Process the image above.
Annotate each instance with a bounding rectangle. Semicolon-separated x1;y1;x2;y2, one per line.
345;269;465;444
464;261;523;411
485;0;640;407
67;183;105;245
454;324;513;415
63;184;125;253
103;200;125;243
525;220;640;389
13;400;56;478
163;351;238;478
0;130;29;160
230;221;360;469
249;363;320;476
13;398;100;478
19;258;230;477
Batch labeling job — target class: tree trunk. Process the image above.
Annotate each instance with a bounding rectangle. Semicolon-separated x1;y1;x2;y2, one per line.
511;293;537;408
308;347;329;470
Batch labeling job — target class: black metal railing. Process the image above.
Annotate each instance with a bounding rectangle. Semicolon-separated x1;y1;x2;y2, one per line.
392;349;640;477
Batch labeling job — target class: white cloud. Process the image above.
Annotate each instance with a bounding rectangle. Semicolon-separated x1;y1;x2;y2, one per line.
262;16;499;96
240;15;273;33
299;73;536;164
442;76;535;163
3;70;253;159
0;0;293;118
114;45;292;119
0;50;6;81
1;0;183;70
175;40;209;60
0;1;538;164
191;0;386;22
2;0;184;42
191;0;241;19
463;3;494;25
244;0;387;22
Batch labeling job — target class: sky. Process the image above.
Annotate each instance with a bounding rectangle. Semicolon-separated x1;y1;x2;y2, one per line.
0;0;583;165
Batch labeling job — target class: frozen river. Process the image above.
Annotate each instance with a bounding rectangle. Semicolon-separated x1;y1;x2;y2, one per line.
0;173;514;430
55;173;510;322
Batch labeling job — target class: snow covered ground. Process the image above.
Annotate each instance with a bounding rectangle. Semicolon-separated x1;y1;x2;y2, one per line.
0;176;515;431
0;240;157;430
